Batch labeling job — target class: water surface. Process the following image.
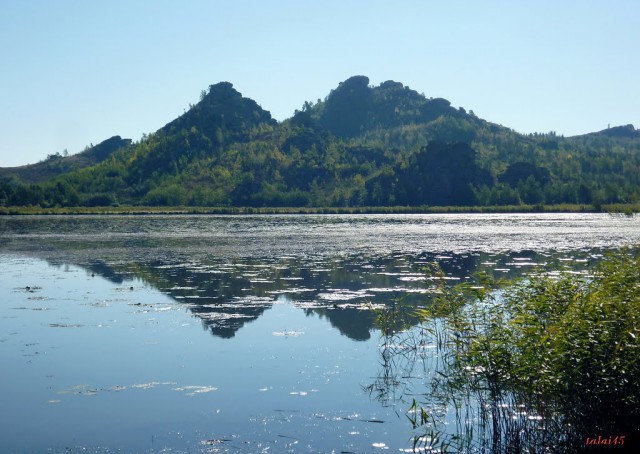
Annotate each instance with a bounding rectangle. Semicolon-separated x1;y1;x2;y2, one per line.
1;213;638;452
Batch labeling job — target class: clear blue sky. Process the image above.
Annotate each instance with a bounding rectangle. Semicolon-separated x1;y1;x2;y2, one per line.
1;0;638;167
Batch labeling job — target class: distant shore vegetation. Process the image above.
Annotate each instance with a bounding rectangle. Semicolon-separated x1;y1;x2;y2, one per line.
1;203;638;216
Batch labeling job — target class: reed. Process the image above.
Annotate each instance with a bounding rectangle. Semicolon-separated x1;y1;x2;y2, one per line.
373;250;640;452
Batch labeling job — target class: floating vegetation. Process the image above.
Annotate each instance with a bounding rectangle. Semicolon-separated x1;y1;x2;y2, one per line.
313;412;385;424
172;385;218;396
397;276;425;282
12;306;52;311
27;296;50;301
131;381;171;390
294;301;386;312
273;330;304;337
230;296;274;305
48;323;84;328
317;289;374;301
266;287;315;295
200;438;233;446
289;391;308;396
128;302;175;313
57;384;99;397
377;272;422;277
107;385;126;392
505;261;545;267
199;312;255;322
364;287;406;293
55;381;220;399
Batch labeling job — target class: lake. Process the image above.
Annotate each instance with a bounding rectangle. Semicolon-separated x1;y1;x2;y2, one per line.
1;213;638;453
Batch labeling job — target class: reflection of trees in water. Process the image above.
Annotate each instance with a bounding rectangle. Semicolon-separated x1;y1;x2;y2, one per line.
305;307;375;341
77;253;444;339
66;249;600;342
188;298;273;339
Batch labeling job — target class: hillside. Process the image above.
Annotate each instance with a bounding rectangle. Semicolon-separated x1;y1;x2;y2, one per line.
0;136;131;184
1;77;639;209
577;124;640;139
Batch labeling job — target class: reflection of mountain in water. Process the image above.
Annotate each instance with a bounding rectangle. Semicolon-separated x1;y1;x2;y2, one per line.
188;297;274;339
306;307;376;341
69;250;598;340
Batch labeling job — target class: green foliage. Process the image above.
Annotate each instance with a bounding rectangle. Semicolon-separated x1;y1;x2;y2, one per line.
2;77;640;210
0;136;130;184
407;250;640;451
393;141;490;205
143;183;188;206
495;253;640;430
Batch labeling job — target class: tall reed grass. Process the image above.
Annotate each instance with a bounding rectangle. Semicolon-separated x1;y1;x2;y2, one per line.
373;250;640;452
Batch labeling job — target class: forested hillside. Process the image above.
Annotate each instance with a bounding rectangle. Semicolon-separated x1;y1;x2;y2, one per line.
0;136;131;184
1;76;639;209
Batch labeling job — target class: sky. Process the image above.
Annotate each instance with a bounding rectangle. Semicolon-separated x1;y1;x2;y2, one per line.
1;0;638;167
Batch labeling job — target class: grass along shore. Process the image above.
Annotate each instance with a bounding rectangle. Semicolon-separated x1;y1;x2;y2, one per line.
0;203;638;216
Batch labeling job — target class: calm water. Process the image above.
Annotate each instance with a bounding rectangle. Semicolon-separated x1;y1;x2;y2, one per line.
1;213;638;453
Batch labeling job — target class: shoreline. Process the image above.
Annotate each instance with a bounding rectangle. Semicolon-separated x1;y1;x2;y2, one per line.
0;203;638;216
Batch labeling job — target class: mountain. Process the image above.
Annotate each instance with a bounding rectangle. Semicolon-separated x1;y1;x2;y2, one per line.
577;124;640;139
161;81;276;139
1;77;639;209
0;136;131;184
311;75;470;138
